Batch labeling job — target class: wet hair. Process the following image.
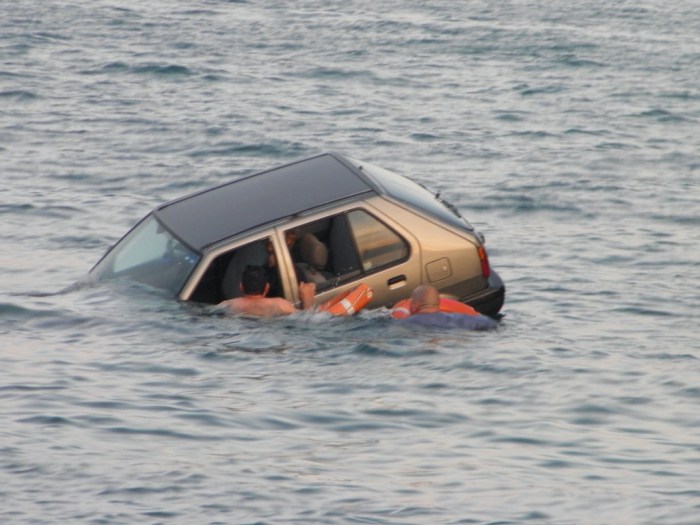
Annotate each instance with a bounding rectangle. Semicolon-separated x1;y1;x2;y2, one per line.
241;265;268;295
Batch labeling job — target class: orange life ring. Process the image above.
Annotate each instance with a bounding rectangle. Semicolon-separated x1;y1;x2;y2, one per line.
390;299;412;319
391;297;479;319
438;298;480;316
320;283;374;316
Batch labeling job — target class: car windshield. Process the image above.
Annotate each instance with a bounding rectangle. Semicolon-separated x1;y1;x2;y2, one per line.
90;214;200;295
355;159;473;231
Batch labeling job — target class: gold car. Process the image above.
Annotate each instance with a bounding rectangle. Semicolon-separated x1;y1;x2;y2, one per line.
90;153;505;317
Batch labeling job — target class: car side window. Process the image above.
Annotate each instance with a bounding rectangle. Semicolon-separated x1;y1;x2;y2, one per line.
346;210;408;272
283;210;408;293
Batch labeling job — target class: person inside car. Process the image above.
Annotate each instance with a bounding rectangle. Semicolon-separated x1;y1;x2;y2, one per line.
220;265;315;317
264;229;299;297
398;285;498;330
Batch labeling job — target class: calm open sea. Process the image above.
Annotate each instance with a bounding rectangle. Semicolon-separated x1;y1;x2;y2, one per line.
2;1;699;523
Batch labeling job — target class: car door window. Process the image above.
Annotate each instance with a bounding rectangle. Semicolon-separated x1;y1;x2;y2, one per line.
284;210;408;294
285;221;335;292
346;210;409;271
189;236;283;304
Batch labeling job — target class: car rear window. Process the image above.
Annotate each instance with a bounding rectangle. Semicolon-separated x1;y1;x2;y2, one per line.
354;159;473;231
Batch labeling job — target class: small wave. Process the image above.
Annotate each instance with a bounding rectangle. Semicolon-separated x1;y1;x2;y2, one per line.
515;84;566;96
0;384;66;392
491;435;553;447
188;140;309;159
0;90;38;102
678;387;700;399
557;55;605;68
18;415;77;427
105;426;222;441
214;329;291;353
99;484;185;496
484;193;588;217
643;352;697;361
96;61;129;73
494;111;527;122
0;202;81;220
510;130;558;139
648;213;700;226
594;141;637;150
132;64;193;76
83;62;194;77
95;362;199;377
0;70;31;79
0;302;60;319
365;407;469;429
2;462;44;476
14;278;94;298
610;305;677;318
30;31;70;43
298;67;378;81
658;90;700;101
202;73;225;82
410;132;440;142
349;342;405;358
632;108;689;123
564;127;605;136
178;9;220;16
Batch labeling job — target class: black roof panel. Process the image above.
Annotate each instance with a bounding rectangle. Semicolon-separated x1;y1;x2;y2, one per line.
155;153;375;251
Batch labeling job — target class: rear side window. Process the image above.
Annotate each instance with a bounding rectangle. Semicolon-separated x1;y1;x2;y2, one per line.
346;210;408;271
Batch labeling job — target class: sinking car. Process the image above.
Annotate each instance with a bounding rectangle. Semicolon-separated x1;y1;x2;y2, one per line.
89;152;505;317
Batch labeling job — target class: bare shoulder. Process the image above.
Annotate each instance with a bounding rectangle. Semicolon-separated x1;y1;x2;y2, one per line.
272;298;296;315
219;298;244;313
219;297;295;317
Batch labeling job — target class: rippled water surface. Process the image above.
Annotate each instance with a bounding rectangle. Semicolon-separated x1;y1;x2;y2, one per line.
2;1;699;524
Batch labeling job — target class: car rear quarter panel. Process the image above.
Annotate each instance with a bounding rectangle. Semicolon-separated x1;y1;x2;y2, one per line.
368;198;487;301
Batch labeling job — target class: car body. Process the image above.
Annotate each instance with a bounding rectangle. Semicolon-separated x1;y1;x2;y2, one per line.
89;152;505;316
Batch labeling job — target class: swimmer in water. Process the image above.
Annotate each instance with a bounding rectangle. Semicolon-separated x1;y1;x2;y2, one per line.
219;265;315;317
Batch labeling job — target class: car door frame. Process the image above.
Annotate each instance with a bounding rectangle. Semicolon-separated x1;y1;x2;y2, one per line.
179;227;281;303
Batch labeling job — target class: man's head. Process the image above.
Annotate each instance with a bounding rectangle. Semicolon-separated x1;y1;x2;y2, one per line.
410;285;440;314
240;265;269;296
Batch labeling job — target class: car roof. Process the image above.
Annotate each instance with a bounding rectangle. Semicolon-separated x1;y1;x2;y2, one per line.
154;152;378;251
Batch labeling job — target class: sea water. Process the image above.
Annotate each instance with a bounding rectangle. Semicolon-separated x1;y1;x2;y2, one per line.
1;1;699;523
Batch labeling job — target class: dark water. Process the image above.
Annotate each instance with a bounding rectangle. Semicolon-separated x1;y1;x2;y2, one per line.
2;1;699;523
